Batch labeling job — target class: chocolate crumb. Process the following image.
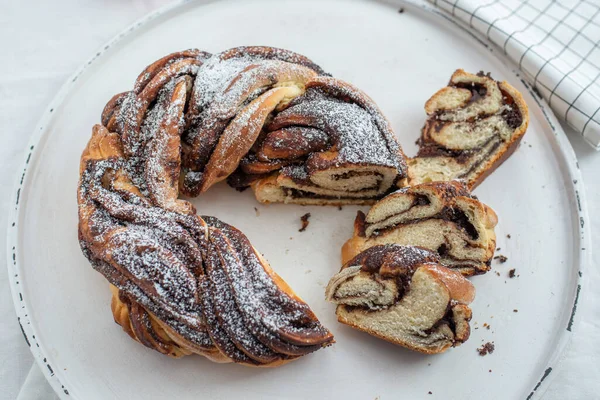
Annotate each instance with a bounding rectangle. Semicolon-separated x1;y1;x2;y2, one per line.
338;205;343;211
509;268;516;278
513;309;518;312
398;7;405;13
495;271;500;276
496;247;501;251
506;234;511;239
428;391;432;395
477;342;495;356
494;255;508;263
254;207;260;217
489;369;492;373
299;213;311;232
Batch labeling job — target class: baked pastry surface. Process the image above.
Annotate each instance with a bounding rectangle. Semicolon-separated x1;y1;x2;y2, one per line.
342;181;498;276
408;69;529;189
78;48;526;364
80;47;415;366
326;244;474;354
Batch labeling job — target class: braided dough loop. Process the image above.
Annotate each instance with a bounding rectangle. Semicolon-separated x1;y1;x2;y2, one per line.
78;46;409;366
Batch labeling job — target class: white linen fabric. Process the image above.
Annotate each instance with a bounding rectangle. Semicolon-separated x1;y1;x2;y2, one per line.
0;0;598;399
429;0;600;149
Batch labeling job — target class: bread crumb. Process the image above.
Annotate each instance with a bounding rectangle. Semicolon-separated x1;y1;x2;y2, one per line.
494;255;508;263
483;323;490;330
509;268;516;278
305;269;312;274
299;213;311;232
495;271;500;277
477;342;495;356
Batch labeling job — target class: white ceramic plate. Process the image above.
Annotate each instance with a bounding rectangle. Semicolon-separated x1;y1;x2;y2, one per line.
7;0;589;399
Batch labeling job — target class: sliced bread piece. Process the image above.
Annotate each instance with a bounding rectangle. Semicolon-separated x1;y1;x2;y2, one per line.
342;181;497;275
326;244;474;354
408;69;529;189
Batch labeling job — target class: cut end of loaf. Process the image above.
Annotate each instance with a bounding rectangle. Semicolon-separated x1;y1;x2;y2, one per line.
326;245;474;354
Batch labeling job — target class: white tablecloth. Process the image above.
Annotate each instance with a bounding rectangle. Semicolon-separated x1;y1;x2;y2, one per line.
0;1;598;399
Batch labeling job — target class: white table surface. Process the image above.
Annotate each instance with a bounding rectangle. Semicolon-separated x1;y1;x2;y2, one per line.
1;1;598;399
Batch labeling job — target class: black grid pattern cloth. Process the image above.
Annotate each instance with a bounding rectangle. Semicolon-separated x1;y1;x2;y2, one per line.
429;0;600;150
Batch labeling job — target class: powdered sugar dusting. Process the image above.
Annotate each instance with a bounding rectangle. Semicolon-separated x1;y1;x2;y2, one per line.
274;91;398;168
80;47;421;362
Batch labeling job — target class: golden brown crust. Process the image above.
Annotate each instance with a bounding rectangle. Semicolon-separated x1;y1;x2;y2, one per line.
421;264;475;304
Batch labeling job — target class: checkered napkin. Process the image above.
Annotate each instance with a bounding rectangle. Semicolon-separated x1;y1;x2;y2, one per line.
428;0;600;150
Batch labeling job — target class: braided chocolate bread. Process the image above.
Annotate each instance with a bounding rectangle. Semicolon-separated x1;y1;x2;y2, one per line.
79;47;525;364
342;181;497;276
79;46;413;366
408;70;529;189
326;245;474;354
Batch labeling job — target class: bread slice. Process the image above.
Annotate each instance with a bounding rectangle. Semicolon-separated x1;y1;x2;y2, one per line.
342;181;497;275
408;69;529;189
326;244;474;354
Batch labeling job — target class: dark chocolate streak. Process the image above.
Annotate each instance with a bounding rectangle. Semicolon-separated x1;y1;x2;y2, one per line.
454;82;487;104
370;206;479;240
285;188;385;200
457;137;502;179
500;89;523;129
332;171;383;181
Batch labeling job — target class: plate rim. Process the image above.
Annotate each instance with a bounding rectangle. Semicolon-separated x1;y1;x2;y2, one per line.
5;0;590;398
